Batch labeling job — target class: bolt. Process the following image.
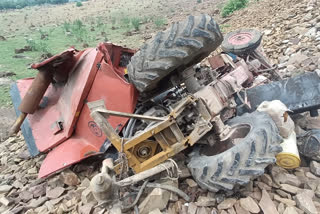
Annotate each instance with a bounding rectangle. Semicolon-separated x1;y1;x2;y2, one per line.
96;175;104;185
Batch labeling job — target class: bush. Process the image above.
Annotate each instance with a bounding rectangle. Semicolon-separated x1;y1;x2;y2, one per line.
221;0;248;17
131;17;141;31
70;19;89;42
62;21;72;32
154;17;167;29
26;38;51;54
76;1;82;7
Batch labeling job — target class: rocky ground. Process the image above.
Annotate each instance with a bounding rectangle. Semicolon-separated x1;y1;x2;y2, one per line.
1;0;320;213
223;0;320;77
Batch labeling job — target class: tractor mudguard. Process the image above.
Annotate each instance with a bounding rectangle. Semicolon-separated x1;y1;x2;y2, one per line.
11;43;138;178
236;71;320;115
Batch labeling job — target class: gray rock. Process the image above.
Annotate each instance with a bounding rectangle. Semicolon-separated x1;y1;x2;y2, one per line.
187;202;197;214
185;179;198;188
280;184;301;194
305;27;317;38
0;78;12;86
217;198;236;210
239;196;260;213
274;194;296;206
259;189;279;214
260;174;272;186
277;203;285;214
0;185;13;194
234;201;250;214
295;191;318;214
0;196;12;206
28;197;48;208
283;207;298;214
60;169;80;186
78;203;93;214
46;187;65;199
195;196;216;207
310;161;320;176
139;188;170;214
81;188;96;204
19;190;33;202
315;184;320;198
286;65;297;74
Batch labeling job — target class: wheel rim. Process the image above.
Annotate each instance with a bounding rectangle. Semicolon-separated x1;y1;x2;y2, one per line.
228;32;254;46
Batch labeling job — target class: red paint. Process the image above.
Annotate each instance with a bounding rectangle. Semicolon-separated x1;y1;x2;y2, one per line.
228;32;254;46
15;43;138;178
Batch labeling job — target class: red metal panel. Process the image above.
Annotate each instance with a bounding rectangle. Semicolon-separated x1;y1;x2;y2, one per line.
38;54;138;178
16;48;103;152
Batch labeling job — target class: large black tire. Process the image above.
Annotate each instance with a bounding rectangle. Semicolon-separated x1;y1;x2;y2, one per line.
297;129;320;161
127;14;223;92
188;111;283;192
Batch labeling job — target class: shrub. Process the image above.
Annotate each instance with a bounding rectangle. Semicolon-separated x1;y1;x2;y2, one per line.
121;17;131;29
154;17;167;29
221;0;248;17
62;21;72;32
26;38;51;54
131;17;141;31
76;1;83;7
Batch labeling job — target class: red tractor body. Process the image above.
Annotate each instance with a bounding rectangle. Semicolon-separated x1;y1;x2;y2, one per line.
11;43;138;178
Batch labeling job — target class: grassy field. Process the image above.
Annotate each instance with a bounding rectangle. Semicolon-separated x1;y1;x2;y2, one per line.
0;19;146;105
0;0;170;106
0;0;228;106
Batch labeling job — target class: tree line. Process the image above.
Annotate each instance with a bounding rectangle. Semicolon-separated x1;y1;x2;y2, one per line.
0;0;69;10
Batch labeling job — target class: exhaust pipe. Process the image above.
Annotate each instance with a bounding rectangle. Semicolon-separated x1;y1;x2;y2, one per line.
10;70;53;135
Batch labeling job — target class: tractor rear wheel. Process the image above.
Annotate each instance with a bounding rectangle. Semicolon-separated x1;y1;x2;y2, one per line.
127;14;223;93
188;111;283;192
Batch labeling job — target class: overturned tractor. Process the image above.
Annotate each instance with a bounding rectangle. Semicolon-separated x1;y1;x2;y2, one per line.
10;14;320;209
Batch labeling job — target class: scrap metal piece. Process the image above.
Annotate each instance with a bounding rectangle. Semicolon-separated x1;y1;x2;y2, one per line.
88;96;213;174
208;55;225;69
236;72;320;115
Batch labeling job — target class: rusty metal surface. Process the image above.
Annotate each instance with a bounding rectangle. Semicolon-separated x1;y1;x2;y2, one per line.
208;55;225;69
18;71;53;114
89;96;213;174
12;43;139;178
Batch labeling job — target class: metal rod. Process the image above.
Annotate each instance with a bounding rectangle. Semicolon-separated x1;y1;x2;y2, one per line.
90;111;123;151
116;161;175;187
98;109;165;121
9;112;27;135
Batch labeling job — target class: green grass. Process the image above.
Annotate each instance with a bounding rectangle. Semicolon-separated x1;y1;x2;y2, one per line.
153;17;167;29
221;0;248;17
131;17;141;31
219;24;231;33
76;1;83;7
0;18;143;106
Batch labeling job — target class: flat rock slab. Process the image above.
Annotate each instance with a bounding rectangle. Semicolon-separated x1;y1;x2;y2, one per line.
295;191;318;214
240;196;260;213
46;187;65;199
259;189;279;214
274;194;296;206
217;198;237;210
0;185;13;194
310;161;320;176
283;207;298;214
280;184;301;194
